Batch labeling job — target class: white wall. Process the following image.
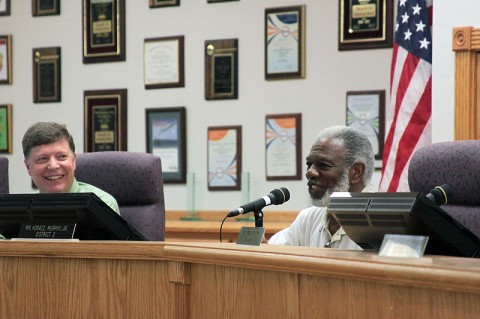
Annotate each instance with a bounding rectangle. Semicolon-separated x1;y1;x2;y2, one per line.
2;0;463;214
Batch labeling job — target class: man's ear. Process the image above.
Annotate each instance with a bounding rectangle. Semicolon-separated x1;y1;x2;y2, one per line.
349;162;365;191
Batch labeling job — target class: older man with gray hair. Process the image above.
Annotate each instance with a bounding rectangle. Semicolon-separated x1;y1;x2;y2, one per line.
268;125;375;249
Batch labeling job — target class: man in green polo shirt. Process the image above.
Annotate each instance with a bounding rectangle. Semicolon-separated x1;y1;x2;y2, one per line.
22;122;120;214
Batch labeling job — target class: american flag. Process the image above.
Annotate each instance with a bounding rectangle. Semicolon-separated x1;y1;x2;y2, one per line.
378;0;433;192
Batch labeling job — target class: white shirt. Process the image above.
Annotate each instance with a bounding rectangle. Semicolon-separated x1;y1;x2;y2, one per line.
268;206;362;250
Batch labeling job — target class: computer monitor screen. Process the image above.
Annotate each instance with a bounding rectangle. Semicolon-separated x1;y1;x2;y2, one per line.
0;192;147;241
327;192;480;258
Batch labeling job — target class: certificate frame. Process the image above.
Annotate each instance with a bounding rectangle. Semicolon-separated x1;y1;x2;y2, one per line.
205;38;238;100
339;0;393;50
84;89;127;152
82;0;126;63
144;36;185;89
346;90;385;160
0;104;12;154
265;5;306;80
146;107;186;184
32;0;60;16
0;35;12;85
0;0;10;16
265;113;302;181
149;0;179;7
207;125;242;191
32;47;61;103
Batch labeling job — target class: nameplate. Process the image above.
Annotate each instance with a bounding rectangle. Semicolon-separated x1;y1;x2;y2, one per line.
236;226;265;246
379;234;429;259
18;222;76;239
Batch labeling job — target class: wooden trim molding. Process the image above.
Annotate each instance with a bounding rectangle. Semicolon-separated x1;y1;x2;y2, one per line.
452;26;480;140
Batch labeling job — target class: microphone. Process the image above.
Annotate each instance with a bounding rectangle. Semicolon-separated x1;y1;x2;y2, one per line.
425;184;453;205
227;187;290;217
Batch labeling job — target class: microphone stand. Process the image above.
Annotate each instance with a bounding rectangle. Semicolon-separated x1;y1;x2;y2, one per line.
253;209;264;228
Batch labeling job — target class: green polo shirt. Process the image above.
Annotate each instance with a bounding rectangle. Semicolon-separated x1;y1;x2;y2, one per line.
70;179;120;215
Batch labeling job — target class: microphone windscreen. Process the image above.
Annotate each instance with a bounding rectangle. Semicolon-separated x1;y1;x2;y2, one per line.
270;187;290;205
427;184;453;205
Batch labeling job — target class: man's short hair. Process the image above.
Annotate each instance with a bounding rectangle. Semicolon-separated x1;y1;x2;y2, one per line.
316;125;375;186
22;122;75;159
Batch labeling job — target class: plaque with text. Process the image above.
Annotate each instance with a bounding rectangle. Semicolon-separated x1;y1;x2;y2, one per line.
144;36;185;89
82;0;125;63
33;47;61;103
149;0;179;8
339;0;393;50
265;5;305;80
0;35;12;84
84;89;127;152
0;0;10;16
146;107;187;183
265;113;302;180
205;39;238;100
32;0;60;16
208;126;242;191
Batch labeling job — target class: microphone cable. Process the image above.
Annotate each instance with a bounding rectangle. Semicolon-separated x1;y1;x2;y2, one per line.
219;214;229;243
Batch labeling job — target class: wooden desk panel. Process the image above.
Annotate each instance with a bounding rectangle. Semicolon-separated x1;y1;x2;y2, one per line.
0;241;479;318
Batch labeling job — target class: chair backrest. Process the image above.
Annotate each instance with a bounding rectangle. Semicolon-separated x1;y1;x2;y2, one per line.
408;140;480;238
0;156;8;194
75;151;165;241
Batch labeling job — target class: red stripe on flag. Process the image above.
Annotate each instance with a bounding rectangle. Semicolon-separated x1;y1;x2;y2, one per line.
387;77;432;191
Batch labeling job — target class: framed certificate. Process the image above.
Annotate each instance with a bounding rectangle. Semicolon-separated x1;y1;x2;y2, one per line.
32;47;61;103
0;35;12;85
32;0;60;16
339;0;393;50
82;0;126;63
208;126;242;191
149;0;179;7
265;5;305;80
84;89;127;152
0;104;12;154
144;36;185;89
205;39;238;100
146;107;186;183
265;113;302;180
346;90;385;160
0;0;10;16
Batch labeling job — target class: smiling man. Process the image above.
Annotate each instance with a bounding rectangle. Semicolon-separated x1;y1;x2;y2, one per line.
22;122;120;214
268;125;374;249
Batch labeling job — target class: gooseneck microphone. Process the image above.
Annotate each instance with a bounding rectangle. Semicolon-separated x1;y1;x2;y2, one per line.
227;187;290;217
426;184;453;205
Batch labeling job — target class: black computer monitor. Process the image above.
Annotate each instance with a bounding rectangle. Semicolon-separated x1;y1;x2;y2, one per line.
0;192;147;241
327;192;480;258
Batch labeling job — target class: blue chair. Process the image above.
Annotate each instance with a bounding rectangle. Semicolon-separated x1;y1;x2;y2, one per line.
0;156;8;194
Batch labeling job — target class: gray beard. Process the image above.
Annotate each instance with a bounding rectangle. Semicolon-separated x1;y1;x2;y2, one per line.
311;170;351;207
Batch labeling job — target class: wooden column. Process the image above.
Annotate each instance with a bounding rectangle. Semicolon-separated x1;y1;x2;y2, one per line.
452;26;480;140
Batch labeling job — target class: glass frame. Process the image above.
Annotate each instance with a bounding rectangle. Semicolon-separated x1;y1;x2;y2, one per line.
145;107;187;183
0;35;12;85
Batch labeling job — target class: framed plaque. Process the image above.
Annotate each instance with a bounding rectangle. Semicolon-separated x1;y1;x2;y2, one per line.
265;5;305;80
146;107;186;183
82;0;126;63
265;113;302;180
208;126;242;191
339;0;393;50
149;0;179;7
32;0;60;16
32;47;61;103
84;89;127;152
0;0;10;16
208;0;239;3
0;104;12;154
144;36;185;89
205;39;238;100
0;35;12;85
346;90;385;160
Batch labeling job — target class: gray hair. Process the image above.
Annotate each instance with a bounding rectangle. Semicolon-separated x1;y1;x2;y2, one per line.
315;125;375;186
